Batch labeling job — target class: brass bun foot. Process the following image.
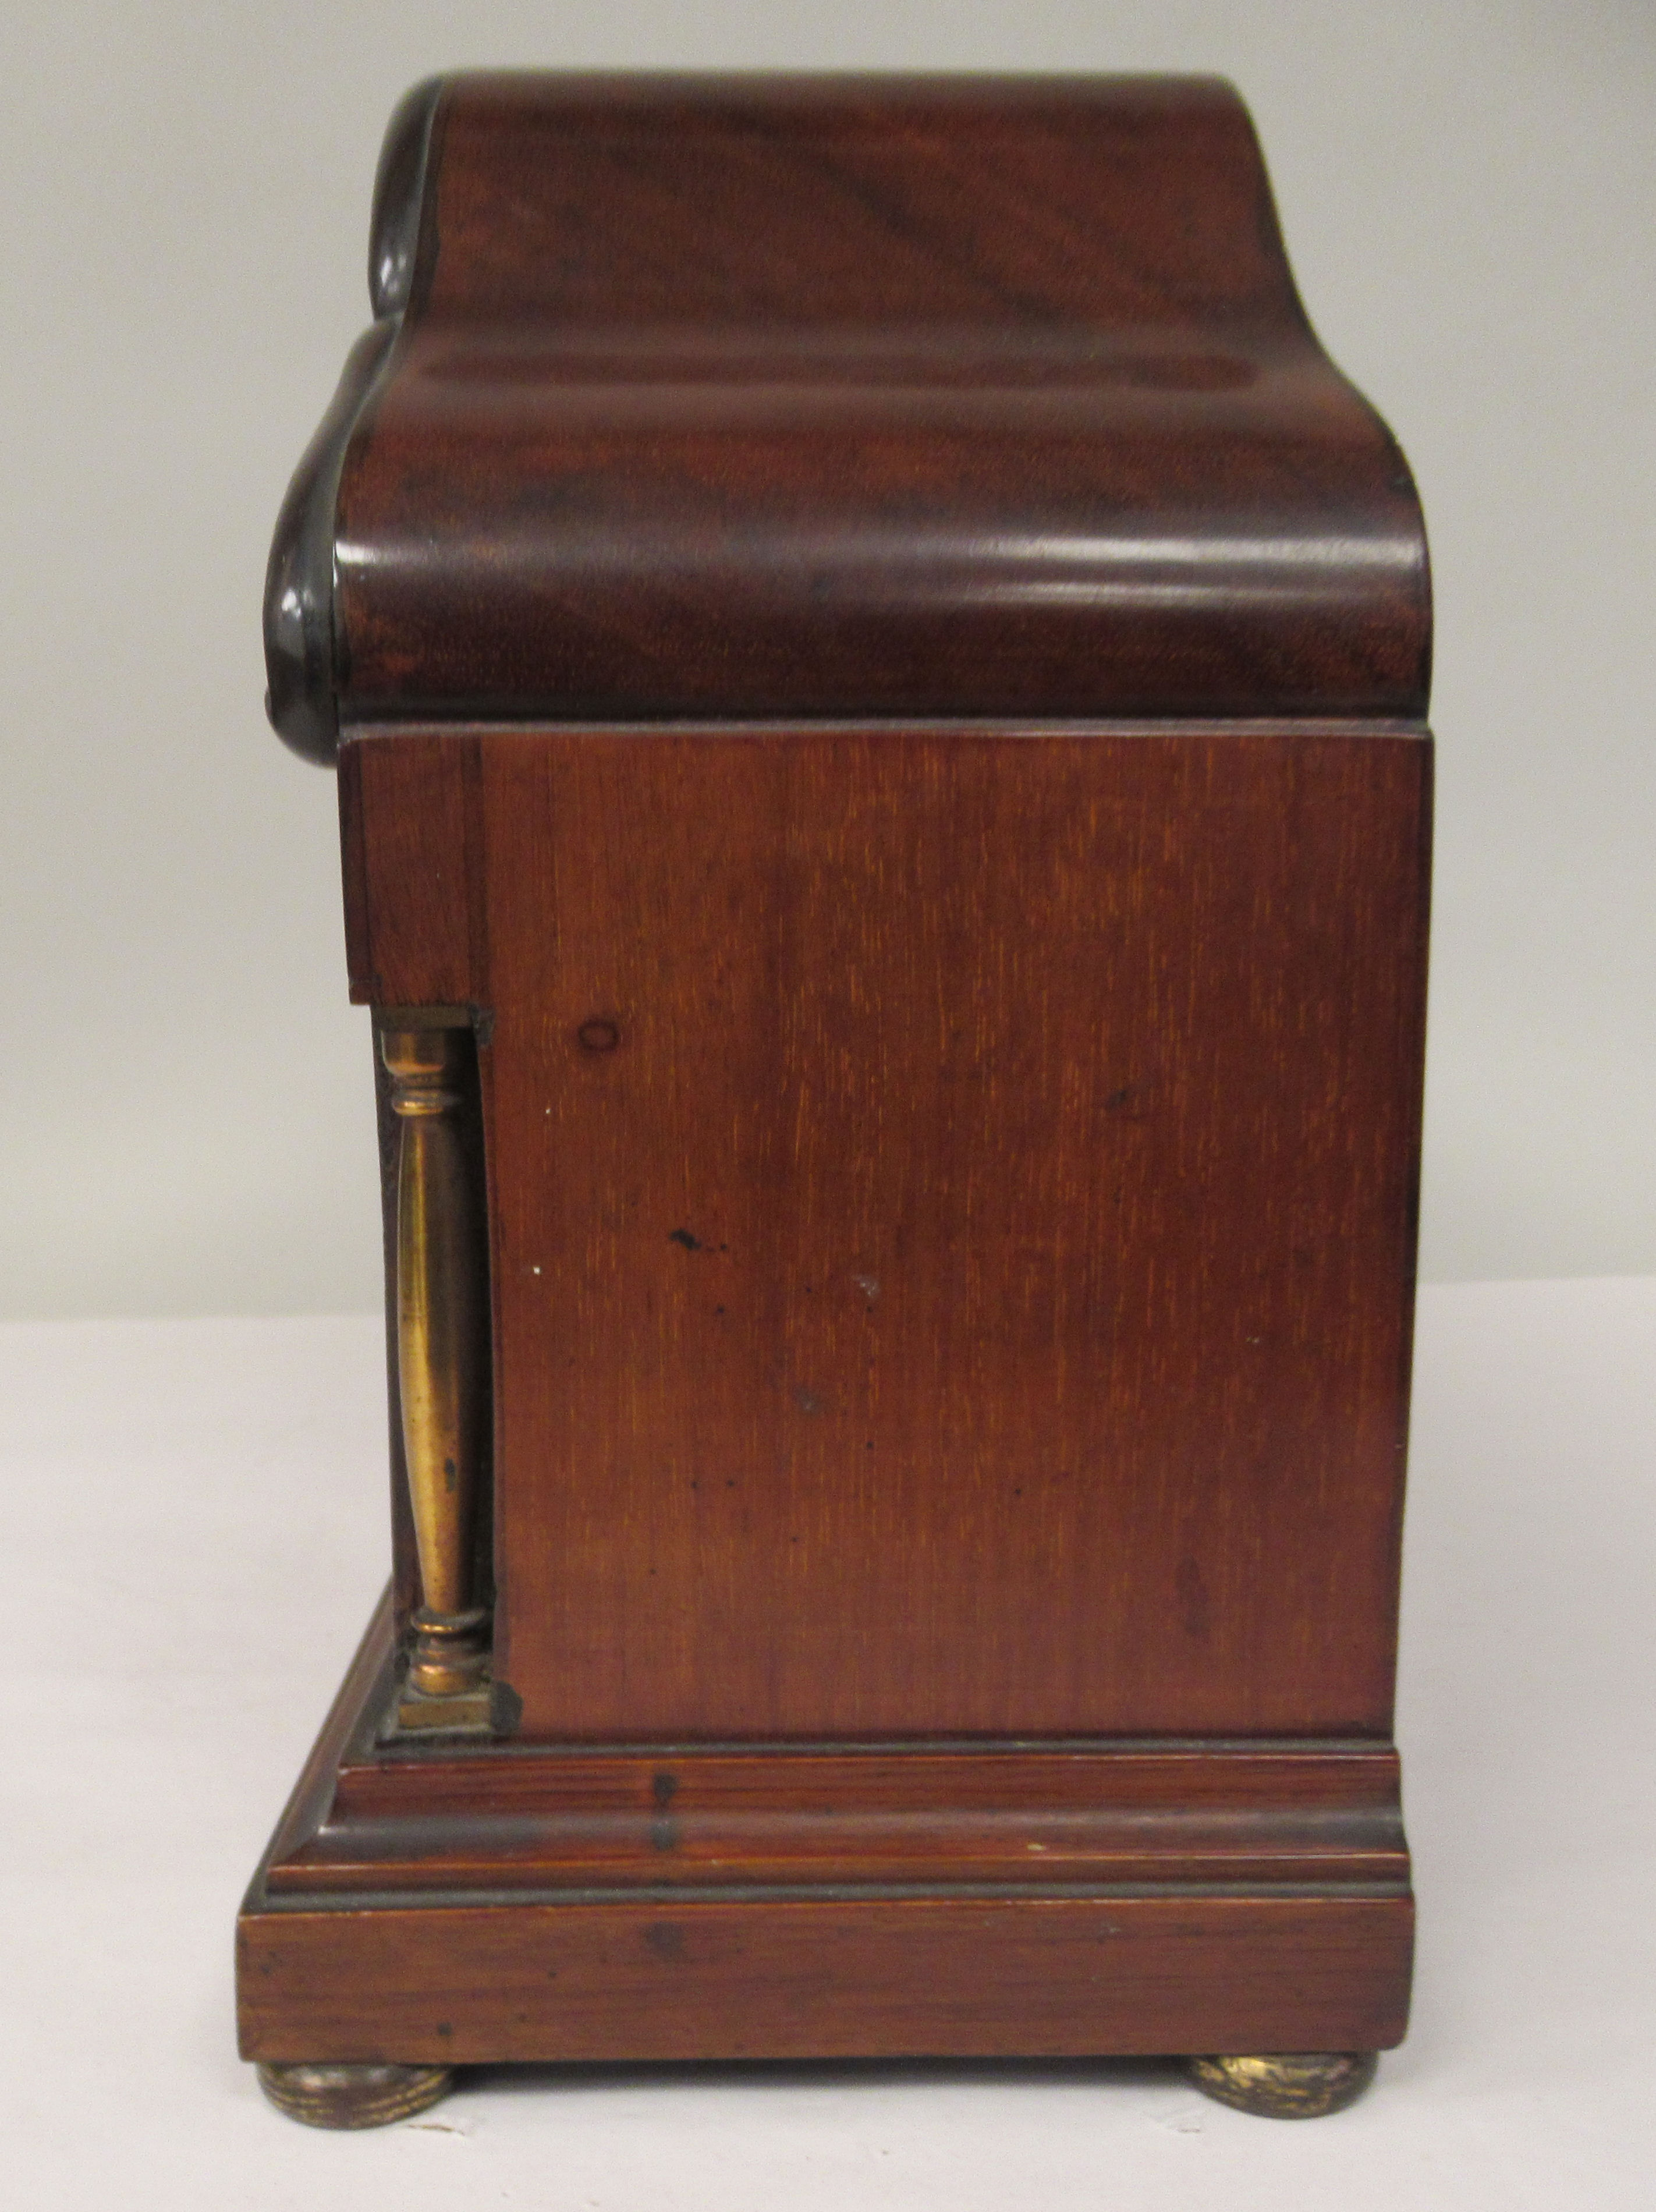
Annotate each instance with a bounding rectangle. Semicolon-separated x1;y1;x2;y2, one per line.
1186;2050;1378;2118
256;2060;454;2129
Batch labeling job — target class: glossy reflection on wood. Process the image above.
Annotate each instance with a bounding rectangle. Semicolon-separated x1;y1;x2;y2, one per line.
246;70;1430;2114
267;75;1427;763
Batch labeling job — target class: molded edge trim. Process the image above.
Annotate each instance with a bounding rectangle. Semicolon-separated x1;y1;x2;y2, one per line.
370;76;445;319
270;72;1431;756
263;78;445;765
237;1583;398;1916
263;322;395;764
244;1588;1413;1909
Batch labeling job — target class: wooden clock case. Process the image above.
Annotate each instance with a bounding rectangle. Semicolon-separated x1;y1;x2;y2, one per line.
240;73;1431;2129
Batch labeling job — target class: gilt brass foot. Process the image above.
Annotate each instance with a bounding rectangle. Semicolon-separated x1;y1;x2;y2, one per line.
1186;2050;1378;2118
256;2060;453;2129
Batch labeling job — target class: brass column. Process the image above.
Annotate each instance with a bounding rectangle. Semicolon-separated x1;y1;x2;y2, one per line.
381;1020;490;1728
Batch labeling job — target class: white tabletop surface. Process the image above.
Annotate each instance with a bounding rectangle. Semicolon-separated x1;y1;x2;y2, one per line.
5;1277;1653;2208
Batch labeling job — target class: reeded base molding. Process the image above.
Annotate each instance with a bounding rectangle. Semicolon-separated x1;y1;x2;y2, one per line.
1187;2050;1378;2118
256;2060;453;2129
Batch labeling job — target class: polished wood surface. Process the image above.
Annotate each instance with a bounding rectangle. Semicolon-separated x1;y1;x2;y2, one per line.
267;75;1428;760
246;72;1430;2093
239;1594;1412;2065
264;1601;1409;1895
339;723;1429;1742
243;1892;1411;2064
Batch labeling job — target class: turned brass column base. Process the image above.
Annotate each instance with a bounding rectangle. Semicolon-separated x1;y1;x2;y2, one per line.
1186;2050;1378;2118
406;1604;490;1697
395;1604;491;1731
256;2061;454;2129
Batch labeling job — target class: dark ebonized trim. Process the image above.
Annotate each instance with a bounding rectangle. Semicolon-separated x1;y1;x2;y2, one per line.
370;76;445;319
263;78;445;765
262;322;396;764
251;1878;1412;1915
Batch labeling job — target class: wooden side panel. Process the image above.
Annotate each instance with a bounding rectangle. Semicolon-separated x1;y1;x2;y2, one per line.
347;725;1430;1744
339;732;487;1005
239;1891;1413;2063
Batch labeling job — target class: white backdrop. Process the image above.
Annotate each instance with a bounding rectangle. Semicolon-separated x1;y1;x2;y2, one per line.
3;1;1651;1317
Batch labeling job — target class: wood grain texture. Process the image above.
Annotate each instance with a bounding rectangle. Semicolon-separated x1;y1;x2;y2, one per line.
342;722;1429;1744
250;73;1431;2079
316;74;1427;734
240;1597;1412;2060
274;1806;1406;1897
240;1892;1412;2064
267;1601;1409;1894
239;1593;1406;2053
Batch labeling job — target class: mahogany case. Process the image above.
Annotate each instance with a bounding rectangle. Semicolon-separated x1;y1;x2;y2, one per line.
243;73;1430;2090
